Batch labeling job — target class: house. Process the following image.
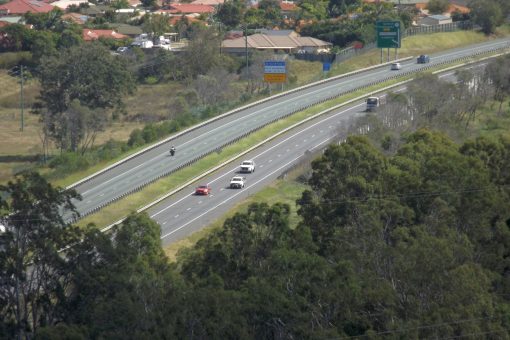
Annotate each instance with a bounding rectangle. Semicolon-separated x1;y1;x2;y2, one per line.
0;0;55;15
419;14;452;26
221;30;332;54
61;12;89;24
82;29;128;41
50;0;89;10
190;0;224;6
168;15;202;26
109;23;143;37
0;15;23;24
156;3;215;16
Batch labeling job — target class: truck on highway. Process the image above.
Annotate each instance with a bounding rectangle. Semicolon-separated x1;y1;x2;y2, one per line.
240;160;255;173
366;96;386;112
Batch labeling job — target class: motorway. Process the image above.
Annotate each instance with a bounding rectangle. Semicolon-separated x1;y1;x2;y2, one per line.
150;61;488;245
70;38;510;219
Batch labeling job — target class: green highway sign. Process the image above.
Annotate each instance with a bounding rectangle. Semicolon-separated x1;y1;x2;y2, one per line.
376;21;401;48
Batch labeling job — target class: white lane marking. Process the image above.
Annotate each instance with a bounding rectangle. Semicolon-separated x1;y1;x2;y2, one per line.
151;102;364;218
162;221;167;225
161;157;301;239
187;207;191;211
174;214;179;218
99;193;104;197
198;201;202;204
268;159;272;163
86;200;91;203
81;66;390;197
277;154;281;157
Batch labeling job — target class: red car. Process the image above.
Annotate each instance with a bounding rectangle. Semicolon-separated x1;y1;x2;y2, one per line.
195;185;211;195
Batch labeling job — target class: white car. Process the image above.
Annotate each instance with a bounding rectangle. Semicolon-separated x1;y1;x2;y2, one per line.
240;160;255;173
390;62;402;70
230;176;245;189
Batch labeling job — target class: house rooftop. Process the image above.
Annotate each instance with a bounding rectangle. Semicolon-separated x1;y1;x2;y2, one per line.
82;29;128;41
428;14;450;20
0;0;56;15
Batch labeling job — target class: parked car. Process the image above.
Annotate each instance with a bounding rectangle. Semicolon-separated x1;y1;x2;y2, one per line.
195;185;211;195
390;62;402;70
417;54;430;64
117;46;129;53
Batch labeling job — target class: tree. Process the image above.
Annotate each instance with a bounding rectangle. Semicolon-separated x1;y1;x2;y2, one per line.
469;0;504;35
216;0;244;28
484;54;510;115
328;0;360;17
142;14;171;42
193;68;236;106
0;172;81;339
426;0;450;14
258;0;283;27
179;25;222;79
36;43;135;151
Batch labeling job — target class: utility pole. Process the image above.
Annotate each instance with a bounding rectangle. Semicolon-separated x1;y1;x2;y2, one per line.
244;25;249;71
19;65;24;132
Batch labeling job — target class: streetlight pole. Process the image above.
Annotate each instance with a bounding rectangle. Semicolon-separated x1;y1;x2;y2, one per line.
243;25;249;71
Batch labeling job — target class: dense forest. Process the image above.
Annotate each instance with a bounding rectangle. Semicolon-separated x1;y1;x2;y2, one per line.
1;128;509;339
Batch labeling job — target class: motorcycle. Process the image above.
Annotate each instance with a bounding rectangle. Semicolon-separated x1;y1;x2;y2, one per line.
169;147;176;156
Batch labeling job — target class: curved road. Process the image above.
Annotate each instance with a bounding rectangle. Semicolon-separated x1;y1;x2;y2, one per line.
148;63;487;245
71;38;510;218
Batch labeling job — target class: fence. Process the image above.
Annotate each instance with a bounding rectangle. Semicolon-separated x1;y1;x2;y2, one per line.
333;20;473;64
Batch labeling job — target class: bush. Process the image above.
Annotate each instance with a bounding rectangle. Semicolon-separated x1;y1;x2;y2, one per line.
96;139;126;161
128;128;145;147
142;124;158;143
48;152;90;173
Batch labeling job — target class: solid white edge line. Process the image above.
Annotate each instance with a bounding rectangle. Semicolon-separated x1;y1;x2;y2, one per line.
101;51;510;233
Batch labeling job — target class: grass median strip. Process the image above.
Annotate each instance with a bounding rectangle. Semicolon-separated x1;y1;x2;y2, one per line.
76;80;404;229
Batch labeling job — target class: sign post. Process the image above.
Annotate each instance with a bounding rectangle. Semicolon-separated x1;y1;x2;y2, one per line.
376;21;401;63
264;60;286;84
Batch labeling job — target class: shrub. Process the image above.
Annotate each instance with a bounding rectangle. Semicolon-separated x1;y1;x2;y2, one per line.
48;152;90;173
128;128;145;147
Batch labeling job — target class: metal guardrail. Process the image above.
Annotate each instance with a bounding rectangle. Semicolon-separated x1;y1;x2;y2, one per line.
66;58;414;190
96;46;510;230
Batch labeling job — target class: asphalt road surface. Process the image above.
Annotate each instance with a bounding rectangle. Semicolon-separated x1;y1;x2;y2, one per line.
148;62;489;245
71;38;510;219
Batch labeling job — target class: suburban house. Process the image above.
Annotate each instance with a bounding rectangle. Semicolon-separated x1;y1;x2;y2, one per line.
190;0;224;6
61;12;89;24
221;30;332;55
82;29;129;41
50;0;89;10
155;4;215;16
109;23;143;37
419;14;452;26
0;0;55;15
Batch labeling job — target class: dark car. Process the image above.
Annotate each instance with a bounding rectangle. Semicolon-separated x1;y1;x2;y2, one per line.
195;185;211;195
417;55;430;64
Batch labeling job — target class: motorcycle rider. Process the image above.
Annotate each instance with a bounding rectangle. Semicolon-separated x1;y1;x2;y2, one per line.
170;145;176;156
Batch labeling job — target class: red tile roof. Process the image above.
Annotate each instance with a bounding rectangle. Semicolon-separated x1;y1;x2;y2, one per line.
168;15;201;25
280;1;297;11
82;29;128;41
0;0;55;14
167;3;214;14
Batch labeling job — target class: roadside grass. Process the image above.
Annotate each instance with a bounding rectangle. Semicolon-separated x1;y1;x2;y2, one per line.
330;31;496;75
164;178;309;262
